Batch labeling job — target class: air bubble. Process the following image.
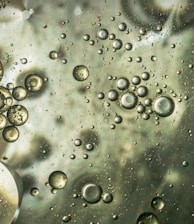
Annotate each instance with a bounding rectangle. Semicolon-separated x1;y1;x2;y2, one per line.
102;193;113;203
118;22;127;31
117;77;129;90
7;105;28;126
97;29;109;40
83;34;90;41
108;89;118;101
2;126;19;142
137;86;148;97
137;104;146;114
85;143;94;151
20;58;28;64
137;212;159;224
25;74;44;92
48;171;68;189
112;39;123;50
139;27;146;35
114;115;123;124
98;92;105;99
109;33;115;40
141;72;150;80
81;183;102;204
60;33;66;39
121;92;137;109
73;65;89;81
12;86;27;101
74;139;82;146
30;187;39;197
136;57;142;63
125;43;133;50
132;76;141;85
153;96;175;117
151;55;157;61
182;161;189;167
49;51;58;60
151;197;165;211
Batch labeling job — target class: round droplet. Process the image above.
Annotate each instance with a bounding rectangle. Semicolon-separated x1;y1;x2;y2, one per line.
102;193;113;203
121;92;137;109
182;161;189;167
142;113;150;120
98;29;109;40
0;114;7;130
141;72;150;80
145;98;152;107
136;212;159;224
117;77;129;90
20;58;28;64
136;57;142;63
137;104;146;114
30;187;39;197
48;171;68;189
2;126;19;142
114;115;123;124
125;43;133;50
0;87;13;113
7;105;28;126
81;183;102;204
73;65;89;81
12;86;27;101
109;33;115;40
74;139;82;146
118;22;127;31
151;55;157;61
49;51;58;60
108;89;118;101
112;39;123;50
137;86;148;97
85;143;94;151
98;92;105;99
151;197;165;211
132;76;141;85
83;34;90;41
153;96;175;117
25;74;44;92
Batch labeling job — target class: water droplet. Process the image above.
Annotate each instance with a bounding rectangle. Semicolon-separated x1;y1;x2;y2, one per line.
142;113;150;120
112;214;118;220
136;212;159;224
81;183;102;204
182;161;189;167
141;72;150;80
25;74;44;92
12;86;27;101
83;34;90;41
114;115;123;124
102;192;113;203
85;143;94;151
139;27;147;35
98;92;105;99
108;89;118;101
7;105;28;126
151;197;165;211
145;98;152;107
121;92;137;109
151;55;157;61
49;51;58;60
74;139;82;146
20;58;28;64
117;77;129;90
30;187;39;197
48;171;68;189
118;22;127;31
109;33;116;40
136;56;142;63
132;76;141;85
153;96;175;117
125;43;133;50
112;39;123;50
137;86;148;97
6;83;14;90
60;33;66;39
62;59;68;64
137;104;146;114
73;65;89;81
89;40;95;45
2;126;19;142
97;29;109;40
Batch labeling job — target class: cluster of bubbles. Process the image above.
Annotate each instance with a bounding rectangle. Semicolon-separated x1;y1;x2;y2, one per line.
0;65;45;142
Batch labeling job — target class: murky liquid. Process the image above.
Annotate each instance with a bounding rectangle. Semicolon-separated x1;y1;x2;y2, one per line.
0;0;193;223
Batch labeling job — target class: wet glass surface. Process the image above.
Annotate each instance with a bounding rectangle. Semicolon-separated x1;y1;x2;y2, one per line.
0;0;194;223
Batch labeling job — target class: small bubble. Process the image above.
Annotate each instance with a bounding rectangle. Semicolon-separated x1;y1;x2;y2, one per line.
153;96;175;117
114;115;123;124
12;86;27;101
125;43;133;50
171;43;176;48
49;51;58;60
20;58;28;64
136;56;142;63
120;92;137;109
182;161;189;167
112;215;118;220
25;74;44;92
2;126;19;142
117;77;129;90
60;33;66;39
70;154;76;159
102;193;113;203
137;86;148;97
151;197;165;211
98;92;105;99
151;55;157;61
141;72;150;80
110;124;116;129
128;57;133;62
89;40;95;45
83;154;89;159
137;104;146;114
139;27;146;35
112;39;123;50
74;139;82;146
118;22;127;31
82;183;102;204
97;29;109;40
73;65;89;81
145;98;152;106
62;59;68;64
48;171;68;189
97;49;103;54
132;76;141;85
30;187;39;197
108;89;118;101
85;143;94;151
142;113;150;120
109;33;116;40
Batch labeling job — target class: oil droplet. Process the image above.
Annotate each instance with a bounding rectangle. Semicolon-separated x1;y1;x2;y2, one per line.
108;89;118;101
25;74;44;92
2;126;19;142
141;72;150;80
114;115;123;124
98;29;109;40
121;92;137;109
7;105;28;126
73;65;89;81
136;212;159;224
30;187;39;197
117;77;129;90
48;171;68;189
153;96;175;117
81;183;102;204
151;197;165;211
0;114;7;130
49;51;58;60
102;192;113;203
12;86;27;101
112;39;123;50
